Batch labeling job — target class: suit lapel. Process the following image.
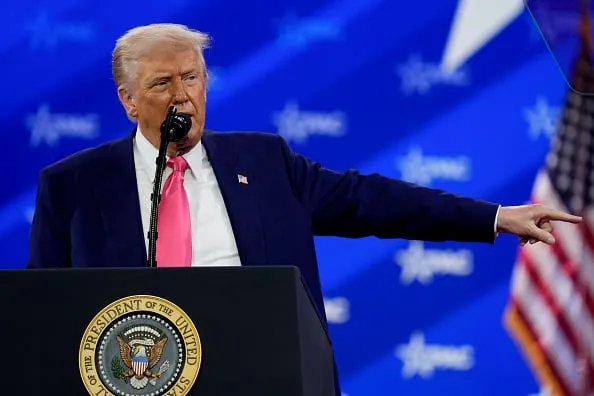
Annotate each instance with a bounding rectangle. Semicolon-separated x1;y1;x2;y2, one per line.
201;131;266;266
93;130;146;267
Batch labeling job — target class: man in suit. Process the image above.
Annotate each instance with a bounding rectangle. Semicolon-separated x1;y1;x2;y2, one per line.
27;23;580;390
28;21;582;310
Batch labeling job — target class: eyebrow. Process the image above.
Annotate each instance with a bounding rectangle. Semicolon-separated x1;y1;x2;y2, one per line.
146;69;201;86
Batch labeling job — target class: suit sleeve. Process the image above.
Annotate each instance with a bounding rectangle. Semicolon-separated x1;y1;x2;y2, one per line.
277;136;500;243
26;168;72;268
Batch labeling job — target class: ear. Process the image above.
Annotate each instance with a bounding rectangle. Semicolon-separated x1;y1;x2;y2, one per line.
118;87;138;119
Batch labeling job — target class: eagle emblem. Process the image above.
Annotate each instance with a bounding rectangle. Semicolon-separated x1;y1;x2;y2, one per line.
113;328;169;390
80;297;201;396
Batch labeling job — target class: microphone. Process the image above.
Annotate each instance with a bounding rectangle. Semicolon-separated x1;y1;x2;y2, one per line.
161;108;192;142
146;106;193;268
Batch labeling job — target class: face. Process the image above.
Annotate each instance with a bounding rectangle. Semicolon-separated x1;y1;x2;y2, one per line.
118;47;206;157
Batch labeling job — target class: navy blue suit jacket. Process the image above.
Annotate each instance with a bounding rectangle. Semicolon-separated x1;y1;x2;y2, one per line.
28;129;500;321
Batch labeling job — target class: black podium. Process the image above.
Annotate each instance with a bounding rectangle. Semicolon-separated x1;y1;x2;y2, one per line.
0;266;336;396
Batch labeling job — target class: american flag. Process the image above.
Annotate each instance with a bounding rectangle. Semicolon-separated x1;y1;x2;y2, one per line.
237;174;248;184
504;9;594;396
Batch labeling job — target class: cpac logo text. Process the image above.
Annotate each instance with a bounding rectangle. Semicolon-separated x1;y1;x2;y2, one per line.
275;12;341;47
396;147;471;186
394;241;473;285
323;297;350;324
26;13;96;50
273;101;346;144
395;332;474;378
27;104;100;148
396;54;470;95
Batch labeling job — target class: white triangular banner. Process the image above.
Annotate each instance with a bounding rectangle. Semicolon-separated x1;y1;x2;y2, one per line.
440;0;525;73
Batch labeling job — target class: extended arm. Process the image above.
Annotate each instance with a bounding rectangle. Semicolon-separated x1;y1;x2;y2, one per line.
279;137;499;243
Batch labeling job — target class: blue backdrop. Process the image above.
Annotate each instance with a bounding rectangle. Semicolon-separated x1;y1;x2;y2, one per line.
0;0;579;394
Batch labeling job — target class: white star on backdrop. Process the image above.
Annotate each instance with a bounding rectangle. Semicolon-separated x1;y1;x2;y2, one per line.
395;332;436;378
441;0;525;73
523;97;560;140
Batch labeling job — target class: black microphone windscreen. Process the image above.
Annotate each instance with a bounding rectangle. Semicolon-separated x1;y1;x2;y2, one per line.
169;112;192;141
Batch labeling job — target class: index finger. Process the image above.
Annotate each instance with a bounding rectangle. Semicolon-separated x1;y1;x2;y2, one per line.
543;207;583;223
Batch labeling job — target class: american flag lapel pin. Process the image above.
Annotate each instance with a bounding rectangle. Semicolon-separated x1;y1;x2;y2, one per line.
237;174;248;184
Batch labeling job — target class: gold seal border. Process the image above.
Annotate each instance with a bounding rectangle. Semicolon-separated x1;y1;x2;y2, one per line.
79;294;202;396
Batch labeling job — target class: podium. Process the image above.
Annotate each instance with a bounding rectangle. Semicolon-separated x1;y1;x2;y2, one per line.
0;266;337;396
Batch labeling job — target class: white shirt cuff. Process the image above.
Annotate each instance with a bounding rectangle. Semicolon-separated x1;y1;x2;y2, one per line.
494;205;501;236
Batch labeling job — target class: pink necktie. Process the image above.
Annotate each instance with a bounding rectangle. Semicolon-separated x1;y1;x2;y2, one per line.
156;156;192;267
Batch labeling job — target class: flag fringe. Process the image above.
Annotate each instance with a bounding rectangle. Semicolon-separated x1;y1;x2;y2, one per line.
504;305;565;396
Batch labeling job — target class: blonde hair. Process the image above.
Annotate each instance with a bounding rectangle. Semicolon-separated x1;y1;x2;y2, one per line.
112;23;210;93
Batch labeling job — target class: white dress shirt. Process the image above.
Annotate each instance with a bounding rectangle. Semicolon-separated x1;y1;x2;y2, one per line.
133;128;242;267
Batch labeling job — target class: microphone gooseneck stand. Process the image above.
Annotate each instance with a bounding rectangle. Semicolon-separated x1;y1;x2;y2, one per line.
146;107;176;268
146;106;193;268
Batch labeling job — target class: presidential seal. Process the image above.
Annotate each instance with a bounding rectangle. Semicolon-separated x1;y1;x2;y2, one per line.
79;295;202;396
